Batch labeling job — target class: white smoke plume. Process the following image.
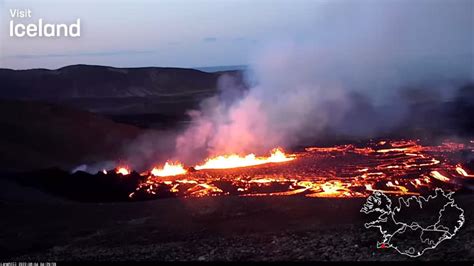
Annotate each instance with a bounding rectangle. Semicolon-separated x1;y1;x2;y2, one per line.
108;0;473;168
175;43;352;162
173;0;473;163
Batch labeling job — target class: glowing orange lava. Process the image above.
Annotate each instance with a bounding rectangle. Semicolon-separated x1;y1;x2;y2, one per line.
430;171;450;182
106;139;473;200
456;165;474;178
194;148;295;170
116;167;130;175
150;162;187;177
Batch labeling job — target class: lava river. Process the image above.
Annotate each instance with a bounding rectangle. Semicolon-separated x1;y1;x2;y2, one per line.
118;140;474;200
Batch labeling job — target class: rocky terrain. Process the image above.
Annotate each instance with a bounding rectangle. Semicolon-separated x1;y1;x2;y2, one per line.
1;190;472;261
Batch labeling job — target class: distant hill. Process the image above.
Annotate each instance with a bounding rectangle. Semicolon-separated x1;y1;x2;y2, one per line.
0;65;246;122
0;64;243;99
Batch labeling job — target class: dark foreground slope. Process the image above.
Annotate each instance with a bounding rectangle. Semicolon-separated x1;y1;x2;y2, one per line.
1;194;473;261
0;100;142;171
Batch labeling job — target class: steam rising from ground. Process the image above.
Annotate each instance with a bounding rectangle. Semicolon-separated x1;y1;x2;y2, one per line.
174;0;473;163
174;43;472;163
116;0;473;168
175;45;351;162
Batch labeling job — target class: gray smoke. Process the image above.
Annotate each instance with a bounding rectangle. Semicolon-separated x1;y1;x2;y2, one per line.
173;0;473;163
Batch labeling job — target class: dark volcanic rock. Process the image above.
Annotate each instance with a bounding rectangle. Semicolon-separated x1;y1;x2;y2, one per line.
1;196;473;261
8;168;145;202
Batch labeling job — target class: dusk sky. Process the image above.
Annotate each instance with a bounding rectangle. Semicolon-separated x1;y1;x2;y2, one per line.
0;0;473;70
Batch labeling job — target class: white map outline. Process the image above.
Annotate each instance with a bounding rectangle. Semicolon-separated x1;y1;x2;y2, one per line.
360;188;465;257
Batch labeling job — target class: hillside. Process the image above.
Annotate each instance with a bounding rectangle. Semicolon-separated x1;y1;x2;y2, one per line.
0;65;246;120
0;100;142;171
0;65;236;98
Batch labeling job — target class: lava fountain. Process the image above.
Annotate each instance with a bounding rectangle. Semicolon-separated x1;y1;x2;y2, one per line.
194;148;295;170
150;162;187;177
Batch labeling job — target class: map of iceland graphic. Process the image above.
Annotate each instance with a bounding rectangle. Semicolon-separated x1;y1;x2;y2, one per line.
361;188;465;257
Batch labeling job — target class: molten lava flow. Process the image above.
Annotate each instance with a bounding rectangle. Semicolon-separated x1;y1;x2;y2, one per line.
114;139;474;200
116;167;130;175
456;165;474;178
430;171;450;182
194;148;295;170
150;162;187;177
185;183;224;197
306;181;353;198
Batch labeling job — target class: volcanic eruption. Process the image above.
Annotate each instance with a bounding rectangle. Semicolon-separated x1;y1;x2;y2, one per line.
92;41;474;201
74;2;474;202
85;139;473;200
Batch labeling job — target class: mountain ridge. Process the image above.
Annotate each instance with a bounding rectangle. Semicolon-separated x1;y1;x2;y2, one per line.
0;64;244;99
